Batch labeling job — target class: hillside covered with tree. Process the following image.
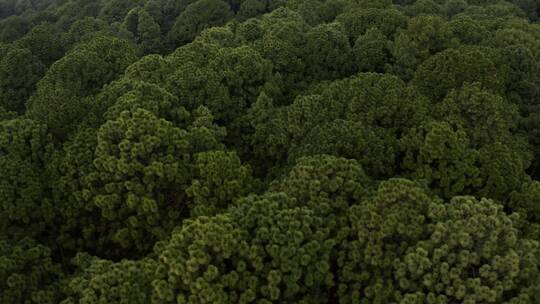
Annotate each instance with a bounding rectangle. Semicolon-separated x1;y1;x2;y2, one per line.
1;0;540;302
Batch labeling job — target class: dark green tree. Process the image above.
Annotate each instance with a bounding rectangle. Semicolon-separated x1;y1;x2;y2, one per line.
167;0;233;49
61;253;158;304
0;238;63;304
0;118;54;241
413;46;507;100
0;47;45;113
15;22;65;66
27;35;139;138
153;192;335;303
336;8;408;41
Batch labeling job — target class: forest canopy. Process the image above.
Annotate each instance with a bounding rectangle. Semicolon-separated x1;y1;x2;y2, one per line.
1;0;540;303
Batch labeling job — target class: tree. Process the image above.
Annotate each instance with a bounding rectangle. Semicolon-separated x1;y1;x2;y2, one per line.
338;179;436;303
434;83;519;147
27;35;139;138
400;122;481;199
0;106;17;120
238;0;267;21
402;15;457;57
153;192;335;303
271;155;372;240
476;142;530;201
413;46;507;101
248;73;430;178
511;0;538;21
405;0;444;16
0;118;54;242
316;73;430;137
448;15;487;45
46;126;111;255
236;17;264;42
207;45;273;129
0;238;63;304
285;0;327;26
124;55;172;85
388;15;458;81
61;253;158;304
394;196;539;303
1;1;540;303
99;0;140;23
63;17;110;47
286;119;391;178
123;8;164;53
400;120;530;201
254;8;309;100
501;44;539;105
304;22;352;80
15;22;66;66
0;15;31;43
167;0;233;49
165;62;232;120
353;28;390;73
90;106;225;253
336;8;408;41
187;150;256;217
138;9;163;53
0;0;16;19
195;26;239;47
509;181;540;239
102;80;189;127
339;179;540;303
0;47;45;114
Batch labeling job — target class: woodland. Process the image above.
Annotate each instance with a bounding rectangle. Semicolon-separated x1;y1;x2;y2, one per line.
1;0;540;303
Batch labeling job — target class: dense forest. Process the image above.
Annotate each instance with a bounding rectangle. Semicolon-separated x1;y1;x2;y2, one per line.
1;0;540;302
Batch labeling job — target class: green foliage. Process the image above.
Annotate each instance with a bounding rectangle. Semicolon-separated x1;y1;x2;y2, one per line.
1;0;540;303
353;28;390;73
0;238;63;304
404;15;457;56
187;150;256;217
27;35;139;138
413;46;507;100
509;181;540;239
99;0;140;23
153;193;335;303
0;47;45;113
90;106;225;253
400;121;481;199
0;106;17;120
0;15;31;43
61;253;158;304
339;180;540;303
304;23;352;80
208;45;272;118
401;119;530;202
63;17;110;47
15;22;65;66
394;196;539;303
167;0;233;49
338;179;436;303
238;0;267;20
254;73;429;177
124;55;172;85
271;155;372;241
123;8;164;53
102;79;187;125
448;15;487;45
46;127;118;257
434;82;519;147
0;118;54;241
336;8;408;41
